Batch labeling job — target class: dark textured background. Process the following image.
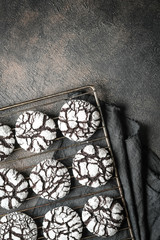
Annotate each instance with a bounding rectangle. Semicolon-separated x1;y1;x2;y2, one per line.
0;0;160;156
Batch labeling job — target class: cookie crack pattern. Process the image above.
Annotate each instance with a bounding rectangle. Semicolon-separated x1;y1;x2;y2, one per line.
82;196;124;237
0;212;37;240
58;100;100;142
29;159;71;200
43;206;83;240
0;123;15;161
0;168;28;210
15;111;57;153
72;145;114;188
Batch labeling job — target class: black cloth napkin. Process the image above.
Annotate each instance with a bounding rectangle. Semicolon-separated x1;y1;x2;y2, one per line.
101;101;160;240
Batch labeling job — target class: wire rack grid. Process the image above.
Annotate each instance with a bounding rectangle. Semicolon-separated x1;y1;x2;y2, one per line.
0;85;135;240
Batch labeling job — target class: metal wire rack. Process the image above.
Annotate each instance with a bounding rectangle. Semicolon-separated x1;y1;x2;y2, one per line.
0;86;135;240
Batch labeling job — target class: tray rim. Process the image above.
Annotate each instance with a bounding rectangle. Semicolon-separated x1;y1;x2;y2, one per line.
0;85;135;240
0;85;95;111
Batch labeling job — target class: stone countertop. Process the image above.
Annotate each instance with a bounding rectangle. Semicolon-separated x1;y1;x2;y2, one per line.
0;0;160;156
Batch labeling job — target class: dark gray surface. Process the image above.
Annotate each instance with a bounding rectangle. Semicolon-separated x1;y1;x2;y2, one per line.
0;2;160;152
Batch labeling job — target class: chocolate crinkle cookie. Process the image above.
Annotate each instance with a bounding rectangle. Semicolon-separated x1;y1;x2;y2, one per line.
29;159;71;200
82;196;124;237
43;206;83;240
0;212;37;240
0;123;15;161
15;111;57;153
58;99;100;142
0;168;28;210
72;145;114;188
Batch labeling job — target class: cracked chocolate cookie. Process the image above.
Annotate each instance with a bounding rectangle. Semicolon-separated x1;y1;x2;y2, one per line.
0;123;15;161
29;159;71;200
15;111;57;153
82;196;124;237
72;145;114;188
58;99;100;142
43;206;83;240
0;168;28;210
0;212;37;240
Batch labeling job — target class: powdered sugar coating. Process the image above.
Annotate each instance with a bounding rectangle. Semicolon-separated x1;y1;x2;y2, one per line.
15;111;56;153
72;145;114;188
0;168;28;210
43;206;83;240
0;212;37;240
29;159;71;200
0;123;15;161
82;196;124;237
58;100;100;142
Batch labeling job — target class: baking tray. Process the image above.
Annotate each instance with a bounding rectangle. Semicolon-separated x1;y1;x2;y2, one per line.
0;85;134;240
